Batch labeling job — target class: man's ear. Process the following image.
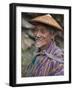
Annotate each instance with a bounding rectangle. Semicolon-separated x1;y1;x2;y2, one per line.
50;32;57;41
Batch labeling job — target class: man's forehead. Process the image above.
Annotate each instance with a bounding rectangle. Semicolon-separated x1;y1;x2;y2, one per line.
33;25;49;32
33;23;49;29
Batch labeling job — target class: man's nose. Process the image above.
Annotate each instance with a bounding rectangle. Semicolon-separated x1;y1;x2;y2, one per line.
36;30;42;37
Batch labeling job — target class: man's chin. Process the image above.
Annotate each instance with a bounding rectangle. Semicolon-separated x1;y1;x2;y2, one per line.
35;43;44;48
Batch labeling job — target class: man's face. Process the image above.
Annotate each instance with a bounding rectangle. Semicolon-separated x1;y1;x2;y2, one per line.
32;24;52;49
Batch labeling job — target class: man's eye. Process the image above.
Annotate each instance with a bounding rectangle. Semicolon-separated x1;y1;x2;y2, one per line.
41;29;47;34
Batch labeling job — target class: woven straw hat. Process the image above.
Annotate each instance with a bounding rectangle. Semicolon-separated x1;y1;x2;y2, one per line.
30;14;63;31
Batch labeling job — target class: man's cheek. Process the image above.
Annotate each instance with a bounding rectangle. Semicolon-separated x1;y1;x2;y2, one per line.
43;33;49;37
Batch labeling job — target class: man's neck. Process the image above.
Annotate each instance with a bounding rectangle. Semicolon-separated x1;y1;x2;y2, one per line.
38;41;52;52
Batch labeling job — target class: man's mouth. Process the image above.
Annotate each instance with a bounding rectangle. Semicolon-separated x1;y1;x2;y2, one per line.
35;37;46;46
35;38;43;43
35;37;44;41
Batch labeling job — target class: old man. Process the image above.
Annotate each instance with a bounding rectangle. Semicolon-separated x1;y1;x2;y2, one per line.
26;14;64;77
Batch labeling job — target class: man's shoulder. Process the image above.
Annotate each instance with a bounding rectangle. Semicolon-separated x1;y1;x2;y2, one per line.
50;42;64;58
53;45;64;58
54;45;63;53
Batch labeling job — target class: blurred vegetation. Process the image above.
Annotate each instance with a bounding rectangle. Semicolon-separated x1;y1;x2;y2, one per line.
21;13;64;77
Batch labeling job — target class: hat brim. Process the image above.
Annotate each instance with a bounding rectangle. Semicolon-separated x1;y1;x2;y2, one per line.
29;20;63;32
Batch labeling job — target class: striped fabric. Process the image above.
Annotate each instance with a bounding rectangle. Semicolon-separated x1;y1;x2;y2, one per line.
26;41;64;77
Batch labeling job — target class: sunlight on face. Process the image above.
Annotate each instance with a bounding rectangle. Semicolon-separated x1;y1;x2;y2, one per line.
32;24;52;49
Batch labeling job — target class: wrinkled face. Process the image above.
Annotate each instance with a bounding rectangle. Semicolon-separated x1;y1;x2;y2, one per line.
32;24;53;49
